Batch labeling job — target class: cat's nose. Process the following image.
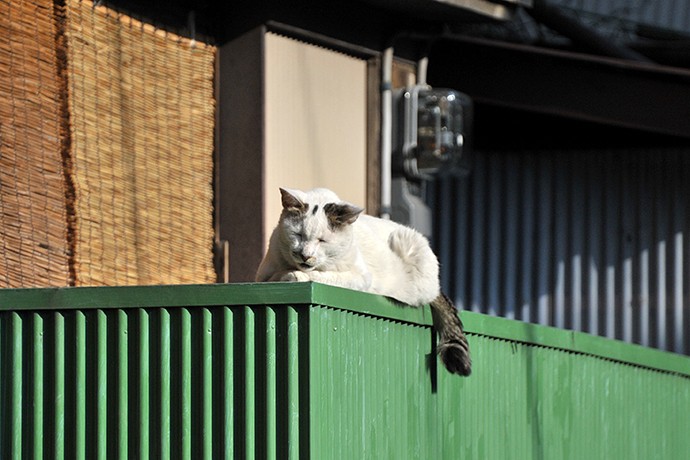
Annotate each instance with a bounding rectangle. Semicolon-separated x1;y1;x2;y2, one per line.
299;253;316;266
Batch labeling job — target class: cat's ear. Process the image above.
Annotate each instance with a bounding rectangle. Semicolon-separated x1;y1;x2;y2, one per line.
280;188;308;214
324;202;363;229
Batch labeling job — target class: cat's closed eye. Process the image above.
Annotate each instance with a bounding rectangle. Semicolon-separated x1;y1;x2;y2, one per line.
318;238;328;243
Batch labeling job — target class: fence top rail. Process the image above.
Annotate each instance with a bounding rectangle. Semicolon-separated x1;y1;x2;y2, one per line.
0;281;417;319
1;282;689;376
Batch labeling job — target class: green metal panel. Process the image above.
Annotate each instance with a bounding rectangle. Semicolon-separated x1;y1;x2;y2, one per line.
307;306;438;459
435;334;690;460
1;282;689;459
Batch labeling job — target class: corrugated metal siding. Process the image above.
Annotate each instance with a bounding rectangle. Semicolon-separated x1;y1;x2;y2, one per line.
2;284;690;458
0;304;305;459
431;149;690;355
303;292;690;459
307;306;436;459
439;333;690;459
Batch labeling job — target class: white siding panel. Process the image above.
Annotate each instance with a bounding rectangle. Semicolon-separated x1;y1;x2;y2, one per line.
264;33;367;249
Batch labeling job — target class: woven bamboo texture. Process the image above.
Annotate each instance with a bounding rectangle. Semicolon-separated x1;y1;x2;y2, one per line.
63;0;216;286
0;0;71;288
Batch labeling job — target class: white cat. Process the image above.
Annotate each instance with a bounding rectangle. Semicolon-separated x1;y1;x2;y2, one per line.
256;187;471;376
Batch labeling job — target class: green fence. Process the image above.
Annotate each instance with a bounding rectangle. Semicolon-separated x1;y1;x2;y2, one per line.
1;282;689;459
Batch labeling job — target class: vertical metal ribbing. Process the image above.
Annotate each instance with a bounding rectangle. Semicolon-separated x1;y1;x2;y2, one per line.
31;313;44;460
308;305;324;458
219;307;234;459
137;309;150;459
503;154;519;320
287;306;300;460
433;148;690;355
685;157;690;355
180;308;192;459
199;308;213;460
116;309;128;460
586;153;602;337
53;312;65;460
655;175;668;351
94;310;107;459
0;303;306;459
621;160;634;344
536;154;553;326
487;154;503;317
639;239;651;347
435;177;454;294
554;154;568;330
214;306;244;459
158;308;171;460
470;154;486;313
265;307;277;460
637;154;651;348
0;313;4;452
244;306;256;460
8;312;22;459
570;157;585;333
440;171;473;309
520;154;536;324
4;286;690;458
646;151;683;347
673;228;684;353
671;153;685;354
74;311;86;460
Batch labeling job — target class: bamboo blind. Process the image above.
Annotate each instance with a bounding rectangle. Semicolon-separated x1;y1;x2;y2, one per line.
0;0;217;287
63;0;216;286
0;0;71;288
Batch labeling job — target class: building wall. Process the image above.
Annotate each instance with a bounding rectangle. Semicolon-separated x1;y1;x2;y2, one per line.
431;148;690;355
263;33;367;250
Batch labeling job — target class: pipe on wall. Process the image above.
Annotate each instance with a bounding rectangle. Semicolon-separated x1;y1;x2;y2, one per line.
380;46;394;219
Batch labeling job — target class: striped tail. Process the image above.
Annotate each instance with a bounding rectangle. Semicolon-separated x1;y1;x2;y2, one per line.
430;293;472;376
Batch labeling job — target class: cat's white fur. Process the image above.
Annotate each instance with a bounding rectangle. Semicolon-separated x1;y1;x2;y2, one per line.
255;187;440;306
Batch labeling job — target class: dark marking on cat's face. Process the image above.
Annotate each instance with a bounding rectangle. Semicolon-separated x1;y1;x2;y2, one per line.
312;204;319;215
280;188;308;215
324;203;363;229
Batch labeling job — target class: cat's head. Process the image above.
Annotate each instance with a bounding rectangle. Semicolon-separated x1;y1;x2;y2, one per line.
278;187;363;271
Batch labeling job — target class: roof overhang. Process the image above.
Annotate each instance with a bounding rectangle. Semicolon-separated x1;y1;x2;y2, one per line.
428;35;690;139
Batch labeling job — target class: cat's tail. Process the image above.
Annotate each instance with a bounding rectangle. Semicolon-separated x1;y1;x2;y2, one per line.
430;293;472;376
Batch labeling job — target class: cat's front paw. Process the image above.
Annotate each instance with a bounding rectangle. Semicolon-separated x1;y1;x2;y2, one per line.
280;270;311;282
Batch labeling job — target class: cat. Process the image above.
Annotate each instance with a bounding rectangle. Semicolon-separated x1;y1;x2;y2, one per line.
255;187;471;376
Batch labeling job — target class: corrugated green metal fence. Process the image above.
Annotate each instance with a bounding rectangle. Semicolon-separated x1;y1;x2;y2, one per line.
1;282;689;459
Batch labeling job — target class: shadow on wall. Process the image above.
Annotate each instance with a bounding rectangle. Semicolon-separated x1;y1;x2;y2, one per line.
429;148;690;355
